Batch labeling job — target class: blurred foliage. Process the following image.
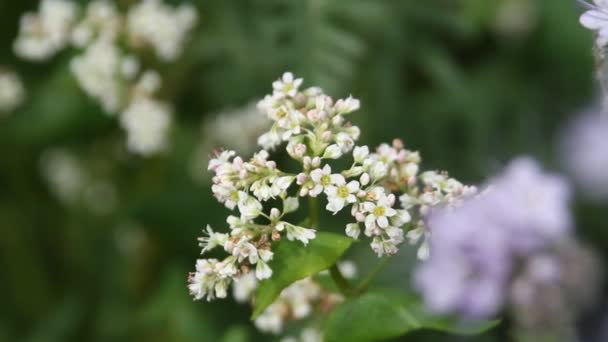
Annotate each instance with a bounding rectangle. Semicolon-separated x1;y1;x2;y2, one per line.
0;0;605;341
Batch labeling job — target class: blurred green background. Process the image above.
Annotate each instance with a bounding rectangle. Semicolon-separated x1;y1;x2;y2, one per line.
0;0;606;341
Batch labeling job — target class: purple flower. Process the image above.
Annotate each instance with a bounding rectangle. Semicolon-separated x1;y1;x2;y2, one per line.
561;110;608;201
414;157;572;319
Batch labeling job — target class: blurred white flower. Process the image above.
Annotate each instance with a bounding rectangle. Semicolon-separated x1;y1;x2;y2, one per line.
71;0;121;47
70;38;124;113
40;149;87;205
127;0;198;61
120;96;171;156
14;0;78;61
0;69;26;114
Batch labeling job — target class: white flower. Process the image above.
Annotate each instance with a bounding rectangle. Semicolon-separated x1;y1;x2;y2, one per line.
277;222;317;245
120;96;171;155
127;0;198;61
272;72;303;98
370;236;399;257
237;193;263;220
283;197;300;214
188;258;232;301
258;128;282;150
309;164;339;196
345;223;361;239
40;149;86;205
353;145;369;163
322;144;343;159
198;225;229;253
14;0;78;61
232;272;258;303
230;238;259;264
136;70;162;95
335;95;360;114
335;133;355;153
363;194;397;231
255;301;287;334
0;70;25;114
325;178;360;214
370;161;388;180
70;38;124;113
256;260;273;280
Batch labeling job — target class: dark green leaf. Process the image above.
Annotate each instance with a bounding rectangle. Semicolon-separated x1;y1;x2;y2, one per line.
251;232;353;319
324;289;499;342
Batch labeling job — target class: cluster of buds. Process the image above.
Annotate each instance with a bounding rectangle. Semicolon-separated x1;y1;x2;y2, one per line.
12;0;198;156
189;72;474;301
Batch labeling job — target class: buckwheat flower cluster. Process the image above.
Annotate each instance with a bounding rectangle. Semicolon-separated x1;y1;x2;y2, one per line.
0;69;26;114
232;262;356;335
579;0;608;48
12;0;198;156
14;0;77;61
414;157;586;321
561;110;608;200
189;72;473;302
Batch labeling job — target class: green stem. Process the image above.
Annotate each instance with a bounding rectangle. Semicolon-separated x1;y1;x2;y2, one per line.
308;196;319;228
354;257;390;294
307;196;353;296
330;264;353;297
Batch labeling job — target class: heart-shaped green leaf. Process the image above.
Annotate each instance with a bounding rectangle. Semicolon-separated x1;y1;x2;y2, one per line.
251;232;353;319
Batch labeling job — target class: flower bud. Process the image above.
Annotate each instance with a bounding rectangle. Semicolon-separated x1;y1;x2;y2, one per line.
323;144;342;159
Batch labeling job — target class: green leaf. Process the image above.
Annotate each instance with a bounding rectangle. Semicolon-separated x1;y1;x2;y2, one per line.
324;289;499;342
251;232;353;319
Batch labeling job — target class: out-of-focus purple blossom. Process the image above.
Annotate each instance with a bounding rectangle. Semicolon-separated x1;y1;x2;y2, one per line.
560;110;608;201
415;157;573;319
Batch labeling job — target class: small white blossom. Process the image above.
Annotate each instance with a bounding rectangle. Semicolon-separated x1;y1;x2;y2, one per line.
322;144;343;159
353;145;369;163
272;72;303;98
256;260;273;280
197;225;229;253
325;178;360;214
283;197;300;214
363;194;398;231
309;165;339;196
345;223;361;239
0;70;26;114
232;272;258;303
120;96;171;155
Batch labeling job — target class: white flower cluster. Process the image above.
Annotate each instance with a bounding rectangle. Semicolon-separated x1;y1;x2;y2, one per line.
580;0;608;48
189;72;473;302
13;0;198;156
40;148;118;215
0;69;26;114
188;149;315;301
232;262;356;335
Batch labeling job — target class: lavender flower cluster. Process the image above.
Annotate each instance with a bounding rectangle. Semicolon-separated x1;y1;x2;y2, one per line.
415;158;575;319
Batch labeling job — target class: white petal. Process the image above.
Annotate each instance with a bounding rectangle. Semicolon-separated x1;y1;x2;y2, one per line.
377;216;389;228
